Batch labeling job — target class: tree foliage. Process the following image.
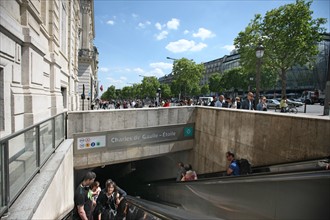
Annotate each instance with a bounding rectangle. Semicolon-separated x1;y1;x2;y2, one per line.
208;73;222;94
160;84;172;99
132;83;142;99
141;76;160;99
221;67;248;91
201;84;210;96
171;58;204;98
234;0;327;97
121;86;133;100
101;85;116;100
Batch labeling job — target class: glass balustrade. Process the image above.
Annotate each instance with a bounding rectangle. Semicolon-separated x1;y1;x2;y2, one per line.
0;112;66;217
8;129;37;201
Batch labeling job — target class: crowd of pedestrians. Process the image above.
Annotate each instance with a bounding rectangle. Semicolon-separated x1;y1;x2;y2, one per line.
91;91;273;111
207;92;266;111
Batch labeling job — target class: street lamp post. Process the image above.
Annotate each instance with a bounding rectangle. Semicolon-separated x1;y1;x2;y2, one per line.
81;84;86;110
255;44;264;108
156;88;161;106
166;57;177;61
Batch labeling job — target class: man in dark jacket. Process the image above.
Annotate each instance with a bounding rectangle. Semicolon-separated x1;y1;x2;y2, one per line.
73;171;96;220
241;92;254;110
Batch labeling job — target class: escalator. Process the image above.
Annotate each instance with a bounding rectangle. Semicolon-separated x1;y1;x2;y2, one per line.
125;196;222;220
137;160;330;220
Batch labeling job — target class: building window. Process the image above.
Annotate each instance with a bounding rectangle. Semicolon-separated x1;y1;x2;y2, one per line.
61;87;67;109
0;67;4;131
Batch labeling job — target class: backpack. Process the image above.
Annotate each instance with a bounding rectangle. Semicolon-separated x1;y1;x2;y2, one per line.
237;158;252;175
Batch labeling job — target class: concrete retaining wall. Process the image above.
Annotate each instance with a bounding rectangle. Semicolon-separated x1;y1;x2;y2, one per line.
67;107;196;136
68;107;329;174
68;107;196;169
193;107;330;174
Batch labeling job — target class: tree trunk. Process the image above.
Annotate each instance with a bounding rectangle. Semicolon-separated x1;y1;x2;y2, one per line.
280;69;287;98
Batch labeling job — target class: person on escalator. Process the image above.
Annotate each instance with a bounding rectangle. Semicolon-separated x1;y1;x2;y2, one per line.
94;180;124;220
176;162;186;181
226;151;240;176
73;171;96;220
181;164;198;181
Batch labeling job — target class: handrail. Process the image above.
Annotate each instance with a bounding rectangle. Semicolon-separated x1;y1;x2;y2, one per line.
126;196;177;220
125;195;221;219
0;112;67;217
61;195;213;220
0;112;67;143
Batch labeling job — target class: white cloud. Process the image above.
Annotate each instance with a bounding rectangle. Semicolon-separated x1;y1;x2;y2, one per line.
155;22;162;30
149;62;173;70
167;18;180;30
99;67;109;72
132;13;139;19
193;28;215;40
222;45;235;51
106;20;115;25
106;77;126;87
165;39;207;53
156;31;168;40
149;68;166;77
138;21;151;29
183;30;189;35
133;68;144;74
120;76;127;81
190;43;208;52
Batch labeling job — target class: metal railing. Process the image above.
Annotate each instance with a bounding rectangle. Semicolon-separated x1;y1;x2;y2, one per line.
0;112;67;217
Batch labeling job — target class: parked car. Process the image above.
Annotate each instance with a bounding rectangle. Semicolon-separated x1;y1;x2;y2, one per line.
266;99;280;109
299;90;325;104
287;99;304;107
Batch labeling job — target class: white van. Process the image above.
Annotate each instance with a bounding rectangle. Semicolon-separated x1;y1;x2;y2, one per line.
199;97;214;105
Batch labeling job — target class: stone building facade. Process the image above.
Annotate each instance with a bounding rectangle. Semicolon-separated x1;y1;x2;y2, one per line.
0;0;97;138
78;0;98;111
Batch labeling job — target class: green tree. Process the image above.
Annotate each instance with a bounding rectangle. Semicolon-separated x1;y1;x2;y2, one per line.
171;58;204;99
132;83;142;99
201;84;210;96
221;67;248;92
235;0;327;98
115;89;122;99
121;86;133;100
191;86;201;97
160;84;172;99
101;85;116;100
208;73;222;94
141;76;160;99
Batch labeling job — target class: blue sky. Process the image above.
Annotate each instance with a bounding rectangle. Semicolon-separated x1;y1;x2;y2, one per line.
94;0;330;92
